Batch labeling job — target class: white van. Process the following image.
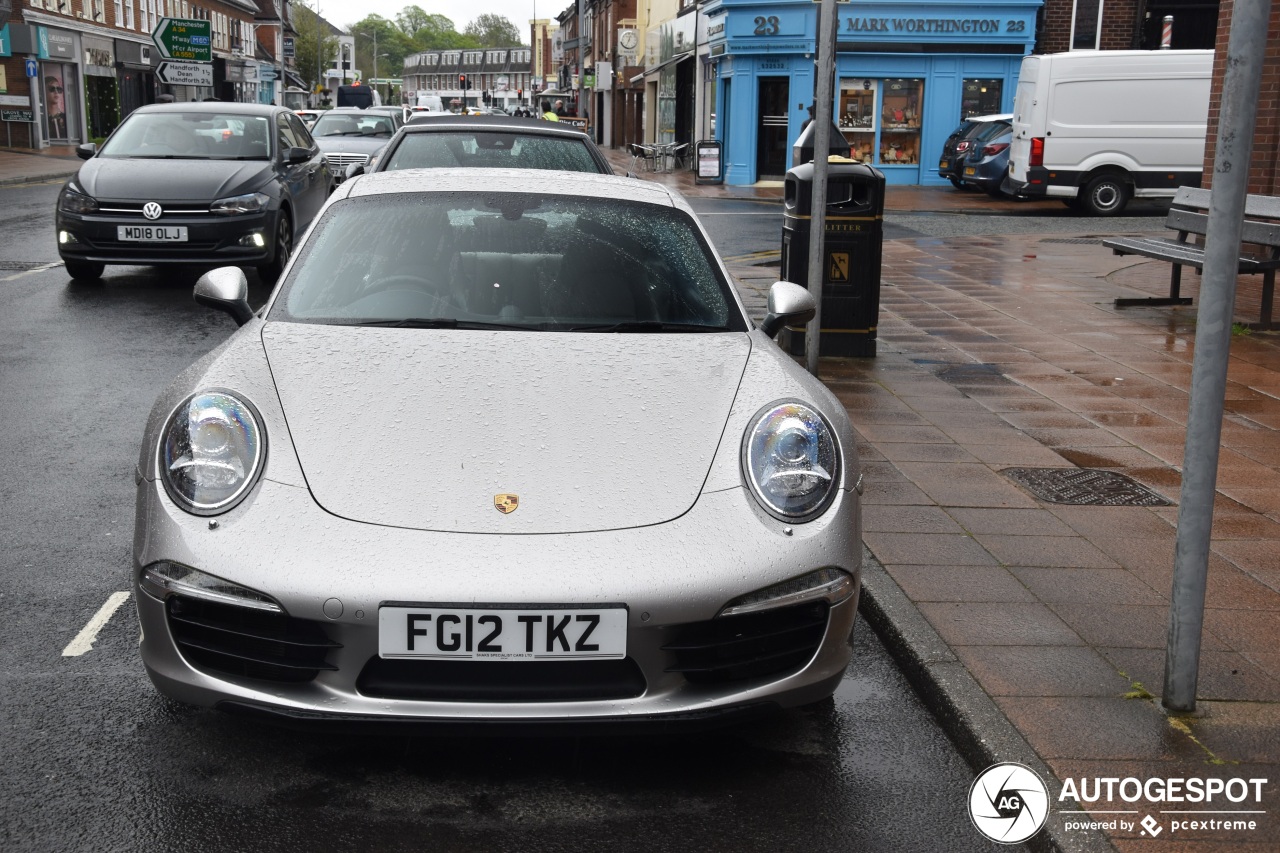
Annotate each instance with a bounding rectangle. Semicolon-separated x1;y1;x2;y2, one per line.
415;91;445;112
1007;50;1213;215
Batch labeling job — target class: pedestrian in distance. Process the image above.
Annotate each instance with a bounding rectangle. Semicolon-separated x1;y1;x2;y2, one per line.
554;99;567;117
541;100;559;122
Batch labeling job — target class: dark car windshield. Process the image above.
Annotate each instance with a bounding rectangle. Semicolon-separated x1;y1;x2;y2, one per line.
98;112;272;160
269;191;745;332
382;131;603;173
312;113;397;138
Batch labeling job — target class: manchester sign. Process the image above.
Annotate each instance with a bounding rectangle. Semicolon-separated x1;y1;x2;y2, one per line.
152;18;212;63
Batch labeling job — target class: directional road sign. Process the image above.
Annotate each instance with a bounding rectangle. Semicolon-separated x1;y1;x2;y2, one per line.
157;61;214;87
152;18;212;63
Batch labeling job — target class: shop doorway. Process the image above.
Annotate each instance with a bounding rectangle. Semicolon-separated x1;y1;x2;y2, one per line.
756;77;789;180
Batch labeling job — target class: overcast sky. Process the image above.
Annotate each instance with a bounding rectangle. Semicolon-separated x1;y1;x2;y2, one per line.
311;0;556;38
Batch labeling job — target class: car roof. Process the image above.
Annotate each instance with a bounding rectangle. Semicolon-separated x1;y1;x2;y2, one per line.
341;168;680;209
399;115;593;139
133;102;283;116
320;107;404;115
967;113;1013;123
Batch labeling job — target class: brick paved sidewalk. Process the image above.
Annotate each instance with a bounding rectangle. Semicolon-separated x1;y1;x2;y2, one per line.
610;147;1280;850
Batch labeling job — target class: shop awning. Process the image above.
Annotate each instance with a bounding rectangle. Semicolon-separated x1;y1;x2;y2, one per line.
628;52;693;85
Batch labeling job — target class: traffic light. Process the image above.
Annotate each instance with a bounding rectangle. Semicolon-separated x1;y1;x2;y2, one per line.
517;88;523;100
459;74;468;91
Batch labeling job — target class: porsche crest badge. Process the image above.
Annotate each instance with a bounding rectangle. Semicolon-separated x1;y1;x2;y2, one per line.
494;494;519;514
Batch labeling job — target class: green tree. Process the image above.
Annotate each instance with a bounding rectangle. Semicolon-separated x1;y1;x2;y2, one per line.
464;14;523;47
351;15;414;92
393;7;477;50
291;2;338;94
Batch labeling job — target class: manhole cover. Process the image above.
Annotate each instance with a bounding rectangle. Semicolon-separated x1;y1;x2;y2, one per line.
1004;468;1172;506
1039;238;1104;245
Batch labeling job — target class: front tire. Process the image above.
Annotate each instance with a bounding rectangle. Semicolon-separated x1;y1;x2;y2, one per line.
257;210;293;284
948;177;964;190
1080;175;1131;216
65;260;105;281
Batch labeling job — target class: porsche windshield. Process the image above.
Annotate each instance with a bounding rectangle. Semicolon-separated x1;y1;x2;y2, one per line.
98;113;272;160
271;192;746;332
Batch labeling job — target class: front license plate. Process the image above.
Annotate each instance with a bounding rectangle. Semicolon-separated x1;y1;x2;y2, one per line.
938;159;947;169
379;606;628;661
117;225;188;242
964;167;976;176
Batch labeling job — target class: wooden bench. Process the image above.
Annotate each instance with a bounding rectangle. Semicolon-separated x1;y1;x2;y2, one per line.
1102;186;1280;330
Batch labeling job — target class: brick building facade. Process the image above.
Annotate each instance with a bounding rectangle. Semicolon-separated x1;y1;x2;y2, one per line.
1203;0;1280;195
1036;0;1217;54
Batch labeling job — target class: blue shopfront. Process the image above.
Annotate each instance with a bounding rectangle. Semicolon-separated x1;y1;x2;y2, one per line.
702;0;1041;185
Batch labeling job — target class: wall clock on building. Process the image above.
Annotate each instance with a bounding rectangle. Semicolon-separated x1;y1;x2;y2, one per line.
619;30;638;51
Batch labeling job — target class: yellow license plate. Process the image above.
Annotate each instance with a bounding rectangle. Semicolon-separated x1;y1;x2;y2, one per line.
964;167;976;176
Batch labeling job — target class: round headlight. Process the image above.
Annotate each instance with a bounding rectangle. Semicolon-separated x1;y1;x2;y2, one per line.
742;401;840;521
160;391;265;515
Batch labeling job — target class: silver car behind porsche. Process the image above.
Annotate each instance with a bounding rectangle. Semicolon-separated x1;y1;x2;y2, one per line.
132;169;863;730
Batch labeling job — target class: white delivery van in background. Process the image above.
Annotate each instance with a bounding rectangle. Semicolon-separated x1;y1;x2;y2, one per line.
415;91;445;112
1007;50;1213;215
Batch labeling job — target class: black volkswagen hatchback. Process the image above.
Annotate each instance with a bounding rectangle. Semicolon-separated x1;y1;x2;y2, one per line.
56;103;332;282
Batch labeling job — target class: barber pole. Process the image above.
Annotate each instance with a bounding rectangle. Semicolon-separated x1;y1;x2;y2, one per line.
1161;15;1174;49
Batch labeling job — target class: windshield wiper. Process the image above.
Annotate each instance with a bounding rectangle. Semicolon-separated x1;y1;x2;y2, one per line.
567;321;730;333
129;155;208;160
353;318;537;330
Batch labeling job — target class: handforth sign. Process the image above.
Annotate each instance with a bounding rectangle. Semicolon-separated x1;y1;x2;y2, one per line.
157;61;214;87
152;18;213;63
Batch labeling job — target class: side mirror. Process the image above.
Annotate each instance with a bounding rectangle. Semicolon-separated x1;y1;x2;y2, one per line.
286;146;312;165
194;267;254;326
345;162;365;180
760;281;817;339
76;142;97;160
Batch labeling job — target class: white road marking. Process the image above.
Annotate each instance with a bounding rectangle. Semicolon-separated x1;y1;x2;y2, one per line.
62;592;131;657
2;262;64;282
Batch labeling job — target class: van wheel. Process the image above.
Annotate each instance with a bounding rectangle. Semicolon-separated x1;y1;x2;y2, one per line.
1080;175;1131;216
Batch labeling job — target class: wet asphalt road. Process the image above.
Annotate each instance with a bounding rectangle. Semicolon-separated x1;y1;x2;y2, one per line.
1;179;1019;852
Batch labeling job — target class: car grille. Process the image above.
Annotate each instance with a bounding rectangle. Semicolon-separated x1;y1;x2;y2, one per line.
84;237;222;252
166;595;340;683
356;658;647;702
96;203;212;217
662;601;829;685
323;153;369;169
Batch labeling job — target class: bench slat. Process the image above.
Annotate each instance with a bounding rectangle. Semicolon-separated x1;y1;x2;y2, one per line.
1172;185;1280;221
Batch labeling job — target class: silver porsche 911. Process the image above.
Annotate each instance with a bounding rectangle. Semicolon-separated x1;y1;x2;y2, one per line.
132;168;863;730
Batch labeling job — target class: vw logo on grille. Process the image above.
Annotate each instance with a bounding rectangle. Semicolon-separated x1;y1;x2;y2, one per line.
142;202;163;220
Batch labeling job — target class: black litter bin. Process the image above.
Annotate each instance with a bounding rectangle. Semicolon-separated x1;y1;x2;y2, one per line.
780;158;886;357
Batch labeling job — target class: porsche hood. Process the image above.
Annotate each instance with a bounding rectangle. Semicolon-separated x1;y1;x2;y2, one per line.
262;323;751;534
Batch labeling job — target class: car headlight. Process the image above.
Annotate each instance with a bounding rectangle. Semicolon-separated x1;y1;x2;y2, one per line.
741;400;840;521
720;568;855;617
159;391;265;515
140;561;281;612
59;185;98;214
210;191;270;215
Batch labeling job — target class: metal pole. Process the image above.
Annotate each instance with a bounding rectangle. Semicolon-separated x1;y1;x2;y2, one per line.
316;2;322;103
804;0;838;376
1162;0;1271;713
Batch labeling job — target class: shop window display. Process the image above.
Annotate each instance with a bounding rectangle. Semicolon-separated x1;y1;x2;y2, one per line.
838;79;877;164
961;79;1002;118
879;78;922;165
